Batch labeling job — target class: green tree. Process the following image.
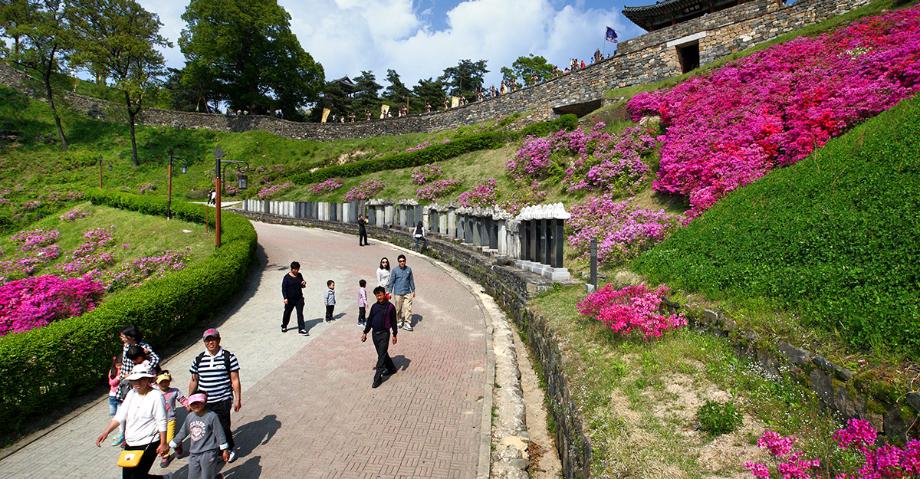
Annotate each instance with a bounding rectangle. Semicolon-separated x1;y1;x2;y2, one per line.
179;0;324;118
499;66;516;84
0;0;29;62
162;67;214;113
439;59;487;102
511;54;555;86
382;69;413;109
412;77;446;112
12;0;71;150
68;0;170;166
352;70;381;117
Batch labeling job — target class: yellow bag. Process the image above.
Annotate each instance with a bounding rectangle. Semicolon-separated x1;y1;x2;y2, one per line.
117;449;144;468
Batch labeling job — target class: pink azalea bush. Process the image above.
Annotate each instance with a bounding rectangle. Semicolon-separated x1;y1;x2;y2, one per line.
60;208;88;222
411;164;444;185
11;228;60;251
59;227;116;276
577;283;686;339
457;179;497;208
344;179;385;201
257;181;293;199
20;200;42;211
0;275;105;336
107;250;187;291
746;419;920;479
567;196;680;262
416;179;460;200
309;178;343;194
628;7;920;217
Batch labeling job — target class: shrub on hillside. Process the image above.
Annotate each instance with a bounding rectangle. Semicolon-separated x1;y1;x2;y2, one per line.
697;400;743;436
457;179;497;208
344;179;385;201
627;7;920;218
577;283;686;339
309;178;343;194
257;181;293;199
567;196;679;263
411;164;444;185
416;179;460;201
0;275;105;336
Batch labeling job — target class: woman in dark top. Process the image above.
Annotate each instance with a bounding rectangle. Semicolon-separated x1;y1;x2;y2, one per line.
281;261;307;334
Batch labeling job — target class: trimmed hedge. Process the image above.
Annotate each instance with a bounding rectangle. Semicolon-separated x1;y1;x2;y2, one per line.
0;190;257;432
289;114;578;185
634;94;920;357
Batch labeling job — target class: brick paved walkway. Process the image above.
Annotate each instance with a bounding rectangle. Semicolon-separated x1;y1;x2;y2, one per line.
0;223;490;478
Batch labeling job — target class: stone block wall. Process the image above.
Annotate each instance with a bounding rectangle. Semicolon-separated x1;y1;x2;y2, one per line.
0;0;871;141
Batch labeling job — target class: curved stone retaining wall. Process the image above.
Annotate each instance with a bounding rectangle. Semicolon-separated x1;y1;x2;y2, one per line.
0;0;868;140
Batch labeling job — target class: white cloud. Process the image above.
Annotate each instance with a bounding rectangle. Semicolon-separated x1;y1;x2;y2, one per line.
137;0;640;88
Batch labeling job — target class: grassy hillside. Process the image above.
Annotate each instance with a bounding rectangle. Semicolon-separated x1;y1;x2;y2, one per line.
634;93;920;359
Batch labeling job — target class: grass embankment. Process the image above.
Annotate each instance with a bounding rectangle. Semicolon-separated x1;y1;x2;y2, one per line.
0;202;211;273
634;93;920;364
531;285;848;478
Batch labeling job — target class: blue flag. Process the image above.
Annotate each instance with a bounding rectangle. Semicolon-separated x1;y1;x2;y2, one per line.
605;27;618;43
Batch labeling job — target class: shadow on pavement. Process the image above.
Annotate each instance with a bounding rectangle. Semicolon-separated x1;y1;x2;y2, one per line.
392;355;412;372
303;318;323;333
225;455;262;478
233;414;281;459
332;312;347;320
410;313;423;327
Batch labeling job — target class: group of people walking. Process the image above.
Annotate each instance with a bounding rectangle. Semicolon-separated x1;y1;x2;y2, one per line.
98;325;242;479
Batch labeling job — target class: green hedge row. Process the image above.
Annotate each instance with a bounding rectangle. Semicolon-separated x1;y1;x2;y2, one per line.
290;114;578;185
0;190;257;432
634;95;920;358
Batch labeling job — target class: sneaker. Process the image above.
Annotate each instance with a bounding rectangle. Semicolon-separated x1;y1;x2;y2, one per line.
298;329;308;335
402;323;413;331
227;450;237;463
281;326;287;333
372;378;382;388
356;322;365;328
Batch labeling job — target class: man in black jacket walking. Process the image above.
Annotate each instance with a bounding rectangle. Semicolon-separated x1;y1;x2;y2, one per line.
358;215;369;246
281;261;308;334
361;286;398;388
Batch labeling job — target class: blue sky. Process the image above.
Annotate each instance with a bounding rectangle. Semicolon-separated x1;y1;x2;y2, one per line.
138;0;649;88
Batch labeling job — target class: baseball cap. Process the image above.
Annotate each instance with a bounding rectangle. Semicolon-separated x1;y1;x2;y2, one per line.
125;365;155;381
187;393;207;405
202;328;220;340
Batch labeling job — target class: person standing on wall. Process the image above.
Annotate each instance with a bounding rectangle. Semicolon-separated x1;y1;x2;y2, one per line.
188;328;242;463
388;254;416;331
358;215;369;246
281;261;308;334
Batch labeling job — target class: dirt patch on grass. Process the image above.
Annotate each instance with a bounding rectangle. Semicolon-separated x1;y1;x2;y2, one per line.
335;149;370;165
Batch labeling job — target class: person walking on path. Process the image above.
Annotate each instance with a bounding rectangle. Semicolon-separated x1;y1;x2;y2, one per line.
156;372;187;468
357;215;369;246
361;286;398;388
388;254;416;331
376;257;391;294
188;328;241;463
357;279;368;327
281;261;307;334
169;392;229;479
106;357;124;445
324;280;336;321
118;326;160;401
95;365;169;479
413;221;428;252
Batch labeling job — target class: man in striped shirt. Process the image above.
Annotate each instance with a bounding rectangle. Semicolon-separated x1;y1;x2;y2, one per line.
188;328;242;463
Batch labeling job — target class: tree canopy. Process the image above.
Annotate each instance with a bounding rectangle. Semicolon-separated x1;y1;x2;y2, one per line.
438;59;488;101
179;0;324;118
511;54;555;86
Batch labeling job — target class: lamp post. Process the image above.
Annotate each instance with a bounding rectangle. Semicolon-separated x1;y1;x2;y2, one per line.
219;160;250;192
214;146;223;248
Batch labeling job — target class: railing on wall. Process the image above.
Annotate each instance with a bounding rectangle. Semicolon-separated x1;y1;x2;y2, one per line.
240;198;573;282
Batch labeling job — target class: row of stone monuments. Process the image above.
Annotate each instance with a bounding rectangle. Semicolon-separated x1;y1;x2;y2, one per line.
239;198;572;281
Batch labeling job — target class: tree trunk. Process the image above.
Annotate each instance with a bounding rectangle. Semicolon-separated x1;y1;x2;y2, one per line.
43;48;68;151
125;91;139;166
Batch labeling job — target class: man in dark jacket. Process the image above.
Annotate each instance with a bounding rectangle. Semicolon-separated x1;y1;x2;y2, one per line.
358;214;369;246
361;286;398;388
281;261;307;334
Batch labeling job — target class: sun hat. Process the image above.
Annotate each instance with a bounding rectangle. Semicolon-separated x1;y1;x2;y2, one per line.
187;393;207;405
125;366;155;381
155;372;172;384
202;328;220;340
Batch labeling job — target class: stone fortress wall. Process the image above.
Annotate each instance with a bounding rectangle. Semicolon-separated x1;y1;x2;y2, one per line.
0;0;869;141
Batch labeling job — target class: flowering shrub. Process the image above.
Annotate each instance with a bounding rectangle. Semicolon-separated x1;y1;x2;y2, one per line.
60;208;88;222
309;178;343;194
628;8;920;217
567;196;679;262
344;179;385;201
11;228;60;251
411;164;444;184
107;250;187;291
224;184;239;196
457;179;497;208
500;180;547;215
138;183;156;194
577;283;686;339
20;200;42;211
59;228;116;276
406;140;431;152
44;191;84;202
257;181;293;199
416;179;460;201
746;419;920;479
0;275;105;336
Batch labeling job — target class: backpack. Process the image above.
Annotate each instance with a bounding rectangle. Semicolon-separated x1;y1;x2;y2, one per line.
193;349;233;375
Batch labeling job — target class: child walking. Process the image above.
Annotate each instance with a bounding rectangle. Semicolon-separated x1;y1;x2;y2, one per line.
357;279;368;327
106;356;124;446
169;392;229;479
156;371;187;468
324;280;336;321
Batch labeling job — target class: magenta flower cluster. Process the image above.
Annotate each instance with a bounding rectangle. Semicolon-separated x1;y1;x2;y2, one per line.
257;181;293;200
107;250;187;291
309;178;344;194
344;179;385;201
577;283;686;339
416;179;460;200
746;419;920;479
0;229;62;280
457;179;497;208
60;208;89;222
0;275;105;336
628;7;920;218
567;196;679;262
411;164;444;185
59;228;115;276
11;228;60;251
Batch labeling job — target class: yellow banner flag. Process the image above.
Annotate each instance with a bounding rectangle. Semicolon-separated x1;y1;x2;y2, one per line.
321;108;331;123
